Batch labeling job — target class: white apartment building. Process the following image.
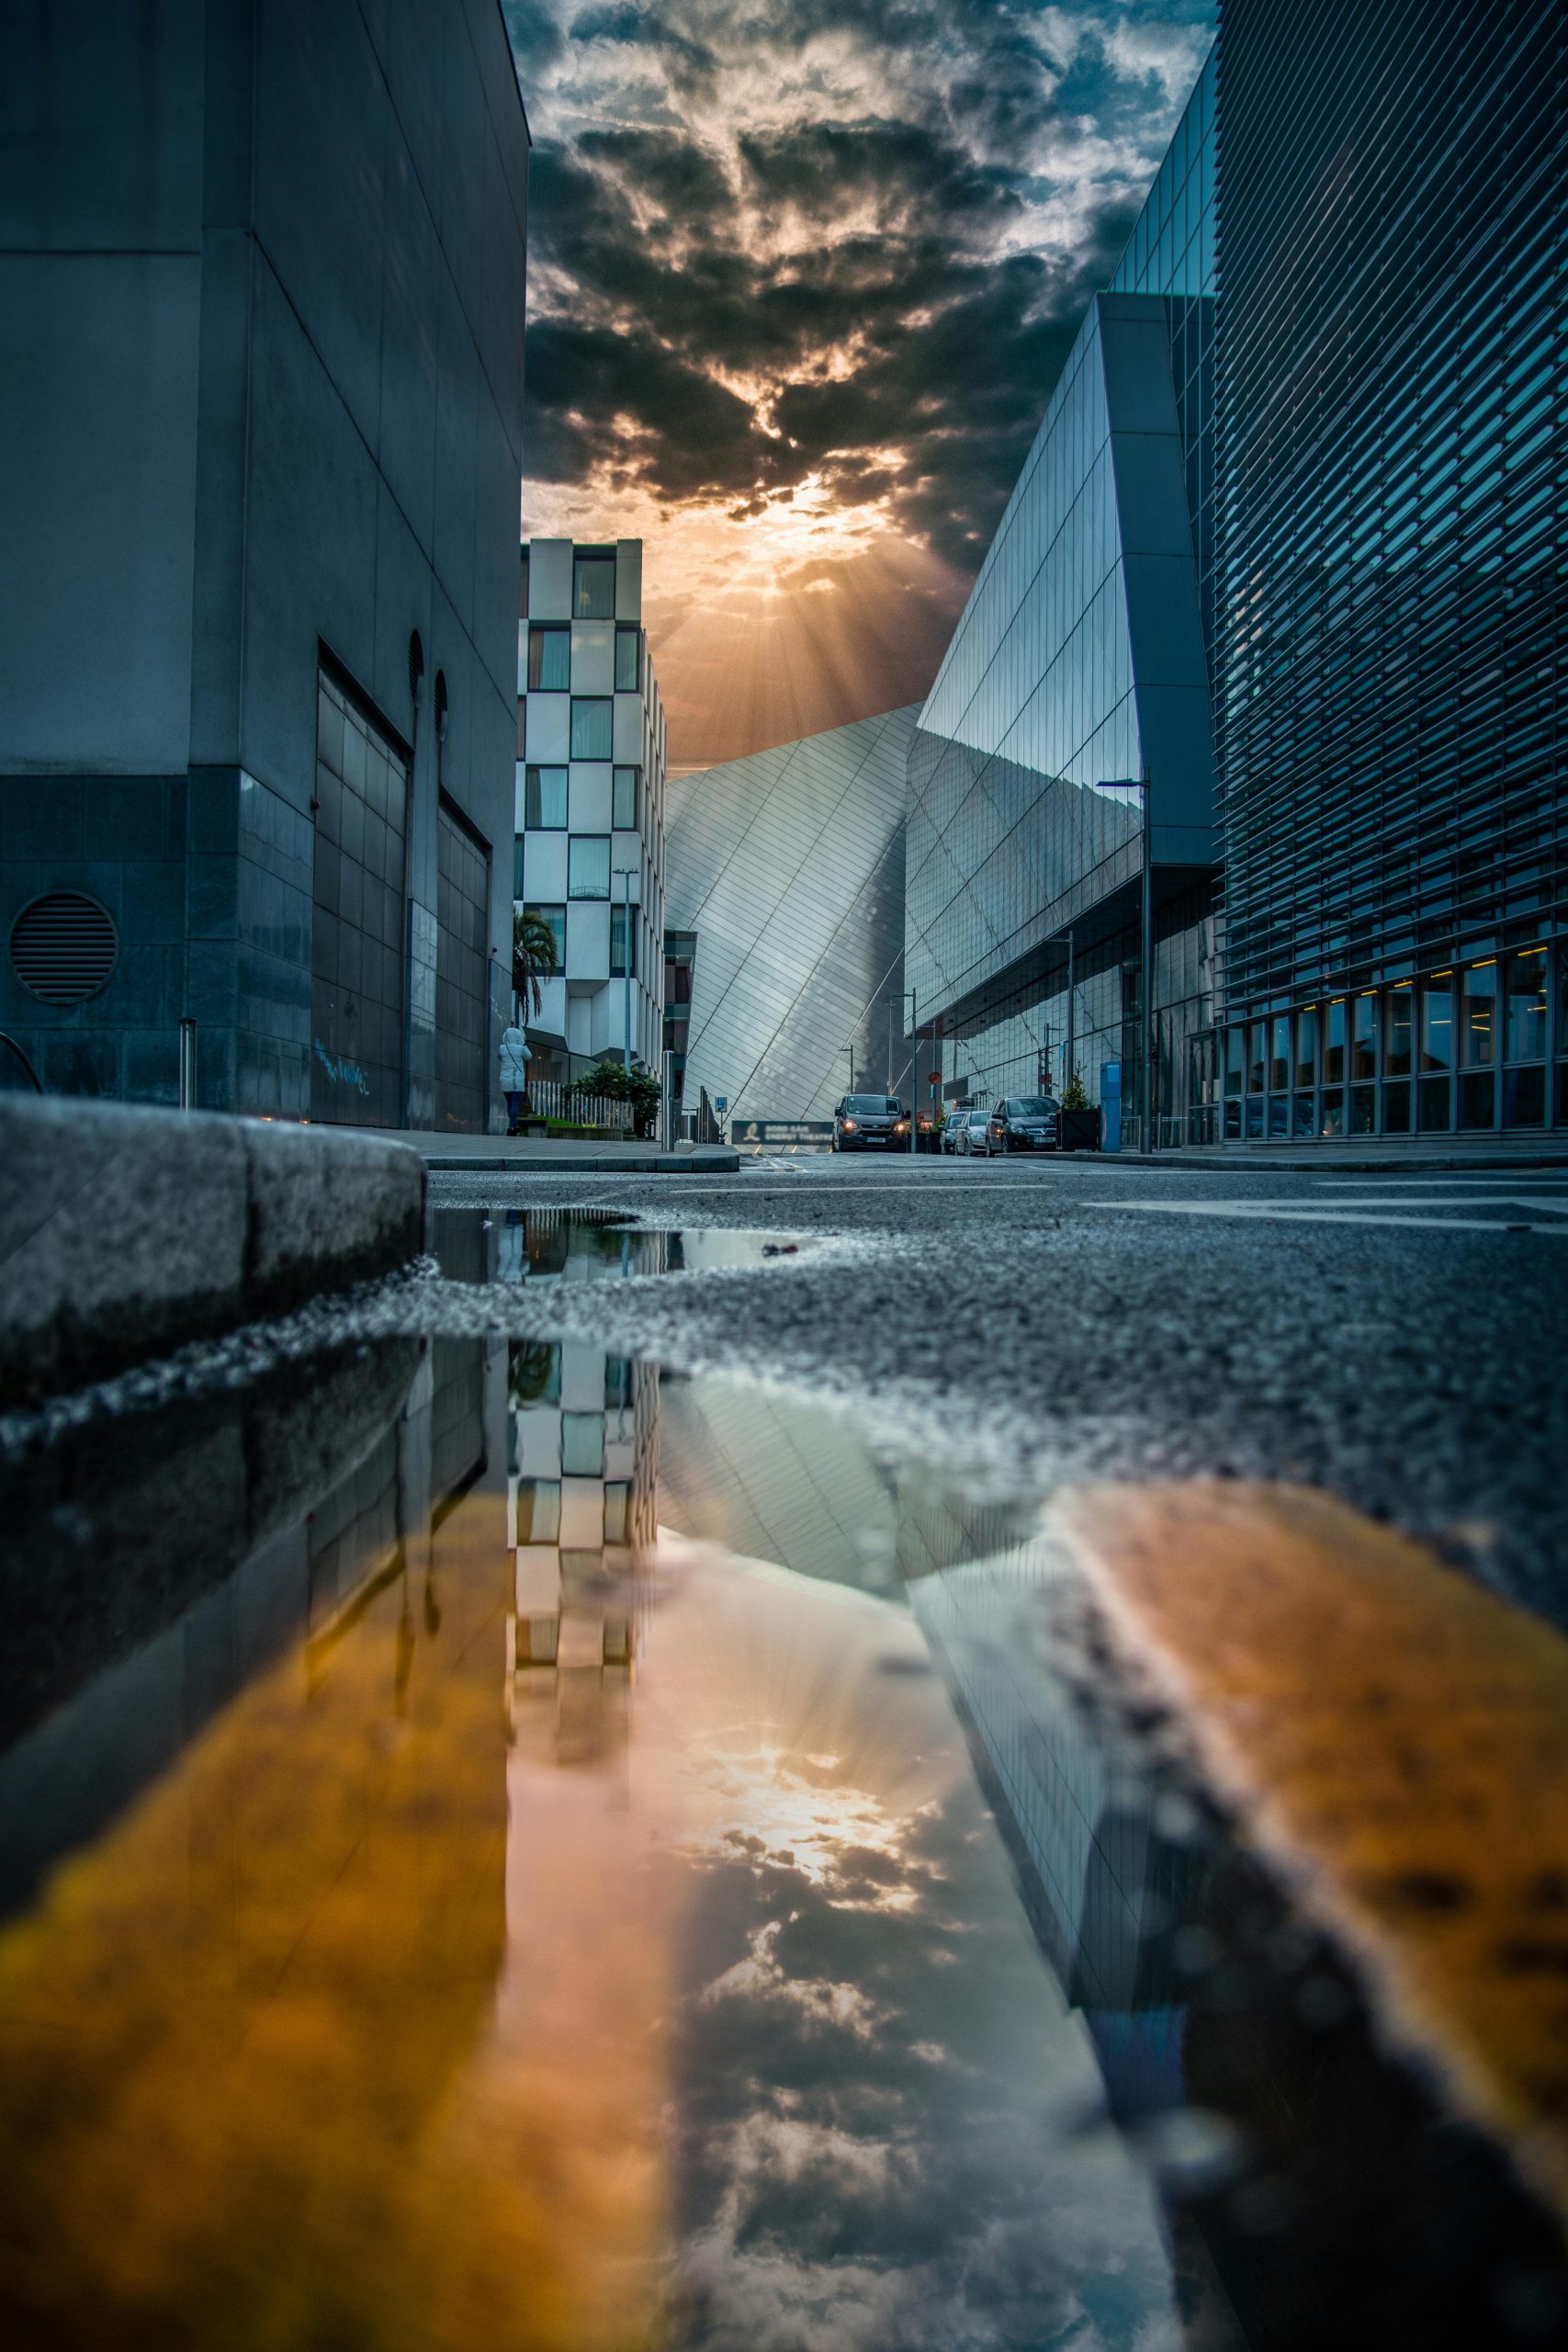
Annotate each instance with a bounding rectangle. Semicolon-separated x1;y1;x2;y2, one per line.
514;539;667;1079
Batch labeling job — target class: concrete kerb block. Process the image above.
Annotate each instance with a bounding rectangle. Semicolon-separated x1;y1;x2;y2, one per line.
0;1096;427;1408
241;1121;425;1315
0;1095;248;1408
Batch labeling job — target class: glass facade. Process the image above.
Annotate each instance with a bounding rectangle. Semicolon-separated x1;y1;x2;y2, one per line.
665;707;916;1122
1213;0;1568;1136
907;54;1221;1143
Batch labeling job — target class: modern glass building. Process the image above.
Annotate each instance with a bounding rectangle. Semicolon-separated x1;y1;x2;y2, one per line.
664;706;917;1124
907;58;1218;1146
913;0;1568;1149
1212;0;1568;1143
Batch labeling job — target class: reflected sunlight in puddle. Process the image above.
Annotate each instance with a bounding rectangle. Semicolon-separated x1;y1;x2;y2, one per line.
0;1336;1564;2349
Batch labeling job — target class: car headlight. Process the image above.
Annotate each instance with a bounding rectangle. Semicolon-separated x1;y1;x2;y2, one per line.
842;1119;857;1131
894;1121;908;1132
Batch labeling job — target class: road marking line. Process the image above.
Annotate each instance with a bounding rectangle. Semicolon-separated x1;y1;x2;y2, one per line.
1083;1201;1561;1233
1054;1479;1568;2221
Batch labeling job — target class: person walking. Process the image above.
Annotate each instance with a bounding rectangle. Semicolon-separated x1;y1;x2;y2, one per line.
499;1021;531;1136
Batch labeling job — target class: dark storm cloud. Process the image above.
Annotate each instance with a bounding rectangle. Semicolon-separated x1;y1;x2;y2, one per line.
504;0;1212;745
666;1767;1179;2347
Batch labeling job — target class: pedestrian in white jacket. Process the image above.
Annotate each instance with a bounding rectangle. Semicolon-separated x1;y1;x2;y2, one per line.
499;1023;531;1134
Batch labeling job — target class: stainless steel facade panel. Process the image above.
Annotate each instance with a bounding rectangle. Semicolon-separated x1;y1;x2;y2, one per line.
666;706;917;1119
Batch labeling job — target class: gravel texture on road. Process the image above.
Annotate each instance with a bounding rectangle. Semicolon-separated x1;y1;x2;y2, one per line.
418;1155;1568;1631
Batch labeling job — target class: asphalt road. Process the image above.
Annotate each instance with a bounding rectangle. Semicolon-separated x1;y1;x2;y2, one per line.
426;1150;1568;1631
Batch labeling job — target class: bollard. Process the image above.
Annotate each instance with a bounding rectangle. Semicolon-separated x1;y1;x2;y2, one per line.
178;1017;197;1111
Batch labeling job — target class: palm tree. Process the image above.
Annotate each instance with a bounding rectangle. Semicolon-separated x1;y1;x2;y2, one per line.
512;908;558;1017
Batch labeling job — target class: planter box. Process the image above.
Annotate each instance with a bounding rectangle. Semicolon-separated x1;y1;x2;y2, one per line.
1058;1107;1100;1153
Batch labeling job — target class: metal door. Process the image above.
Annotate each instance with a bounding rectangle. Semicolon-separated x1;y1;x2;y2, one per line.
435;799;490;1131
310;669;408;1126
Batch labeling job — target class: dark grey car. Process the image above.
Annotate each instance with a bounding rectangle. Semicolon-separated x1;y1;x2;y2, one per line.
832;1094;910;1151
986;1096;1060;1154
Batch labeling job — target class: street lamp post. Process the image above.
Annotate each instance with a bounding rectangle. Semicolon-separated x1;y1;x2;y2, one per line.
614;864;637;1076
1096;776;1153;1152
1140;775;1153;1152
903;986;918;1155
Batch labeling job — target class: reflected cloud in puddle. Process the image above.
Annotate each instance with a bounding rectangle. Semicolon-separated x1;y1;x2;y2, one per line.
0;1337;1563;2348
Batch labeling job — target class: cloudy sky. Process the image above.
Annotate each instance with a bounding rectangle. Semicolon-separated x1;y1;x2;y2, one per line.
502;1;1215;769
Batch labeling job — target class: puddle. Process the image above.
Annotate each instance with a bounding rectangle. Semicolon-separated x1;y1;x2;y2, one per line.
434;1206;814;1285
0;1339;1564;2348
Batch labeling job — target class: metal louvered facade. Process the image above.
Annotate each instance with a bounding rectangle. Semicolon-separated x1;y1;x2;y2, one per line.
1212;0;1568;1142
665;707;917;1123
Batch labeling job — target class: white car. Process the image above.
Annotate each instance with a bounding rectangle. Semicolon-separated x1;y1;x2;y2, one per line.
954;1110;992;1157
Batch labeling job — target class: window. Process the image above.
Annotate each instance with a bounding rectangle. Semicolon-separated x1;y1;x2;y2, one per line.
520;548;529;618
1505;948;1547;1062
1269;1014;1290;1092
1385;987;1414;1076
524;902;566;967
570;697;612;760
1224;1026;1244;1096
573;550;615;619
513;835;525;899
1294;1007;1319;1088
613;765;639;831
1324;1000;1346;1085
1504;1064;1546;1125
610;902;637;978
1460;962;1495;1065
515;1480;561;1544
1247;1022;1266;1093
615;628;640;693
1350;996;1376;1080
526;626;569;691
1420;973;1453;1071
560;1414;605;1477
525;764;567;830
568;836;610;899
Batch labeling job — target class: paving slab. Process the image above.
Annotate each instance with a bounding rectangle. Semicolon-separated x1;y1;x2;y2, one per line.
355;1127;739;1174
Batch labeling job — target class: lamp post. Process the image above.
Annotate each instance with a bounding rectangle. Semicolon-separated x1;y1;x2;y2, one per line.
903;986;919;1155
1097;776;1152;1151
842;1043;855;1093
1139;775;1153;1152
614;864;637;1076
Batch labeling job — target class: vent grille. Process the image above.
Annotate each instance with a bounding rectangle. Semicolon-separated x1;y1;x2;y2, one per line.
9;891;119;1006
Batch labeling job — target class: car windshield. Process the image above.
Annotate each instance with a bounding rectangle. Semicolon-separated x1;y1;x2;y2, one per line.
1007;1098;1056;1117
969;1113;988;1128
845;1096;900;1114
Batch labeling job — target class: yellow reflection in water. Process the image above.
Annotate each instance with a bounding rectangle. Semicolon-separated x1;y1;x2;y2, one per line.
0;1480;667;2352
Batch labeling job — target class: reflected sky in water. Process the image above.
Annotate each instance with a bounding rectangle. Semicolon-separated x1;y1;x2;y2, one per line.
0;1269;1562;2349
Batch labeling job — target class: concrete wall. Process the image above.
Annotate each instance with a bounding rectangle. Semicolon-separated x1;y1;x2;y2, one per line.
0;0;529;1126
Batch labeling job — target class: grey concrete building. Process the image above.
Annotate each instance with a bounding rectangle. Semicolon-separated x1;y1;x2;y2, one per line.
0;0;529;1129
664;705;917;1125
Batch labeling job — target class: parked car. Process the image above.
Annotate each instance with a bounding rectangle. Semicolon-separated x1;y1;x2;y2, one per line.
986;1095;1060;1154
954;1109;992;1156
940;1110;971;1154
831;1094;910;1151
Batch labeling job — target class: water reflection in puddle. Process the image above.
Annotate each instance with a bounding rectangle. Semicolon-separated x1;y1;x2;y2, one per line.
434;1206;812;1285
0;1339;1562;2349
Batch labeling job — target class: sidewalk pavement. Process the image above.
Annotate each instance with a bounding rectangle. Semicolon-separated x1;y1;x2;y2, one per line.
357;1127;739;1174
1107;1140;1568;1175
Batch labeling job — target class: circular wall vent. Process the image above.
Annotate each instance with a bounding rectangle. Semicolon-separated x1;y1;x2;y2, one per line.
9;891;119;1006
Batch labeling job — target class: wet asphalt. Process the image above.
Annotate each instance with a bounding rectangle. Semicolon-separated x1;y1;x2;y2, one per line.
426;1152;1568;1632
